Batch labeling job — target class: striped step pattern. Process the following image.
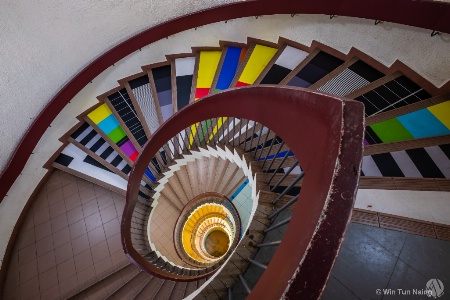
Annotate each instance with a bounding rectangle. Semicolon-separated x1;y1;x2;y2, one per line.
51;37;450;200
86;103;140;162
46;35;450;299
128;75;161;136
362;143;450;178
356;75;431;117
70;122;131;176
105;88;148;147
259;45;308;84
53;143;128;192
286;51;344;88
316;59;385;96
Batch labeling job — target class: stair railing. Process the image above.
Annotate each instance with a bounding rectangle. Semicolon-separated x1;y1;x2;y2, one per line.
122;85;364;298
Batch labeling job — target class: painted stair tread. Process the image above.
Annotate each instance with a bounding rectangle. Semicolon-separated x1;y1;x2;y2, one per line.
362;143;450;178
316;59;385;96
235;44;278;87
128;74;161;135
214;46;247;92
105;88;148;148
194;50;222;100
53;143;128;192
150;64;173;122
70;122;131;177
259;45;308;84
86;103;140;162
286;50;344;88
367;99;450;144
85;104;158;182
174;56;195;111
356;74;431;117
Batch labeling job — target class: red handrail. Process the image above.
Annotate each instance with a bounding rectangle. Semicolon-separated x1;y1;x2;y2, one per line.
122;86;364;297
1;0;450;202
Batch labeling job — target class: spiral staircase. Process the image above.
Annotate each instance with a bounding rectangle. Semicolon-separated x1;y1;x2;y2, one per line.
2;2;450;300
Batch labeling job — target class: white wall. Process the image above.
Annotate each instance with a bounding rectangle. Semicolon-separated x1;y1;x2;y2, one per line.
355;189;450;225
2;8;450;266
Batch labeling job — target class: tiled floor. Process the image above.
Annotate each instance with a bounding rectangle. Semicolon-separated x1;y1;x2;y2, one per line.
3;170;130;300
232;212;450;300
4;169;450;300
323;223;450;300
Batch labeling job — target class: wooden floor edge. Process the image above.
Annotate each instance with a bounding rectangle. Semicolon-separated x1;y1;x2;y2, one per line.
351;208;450;241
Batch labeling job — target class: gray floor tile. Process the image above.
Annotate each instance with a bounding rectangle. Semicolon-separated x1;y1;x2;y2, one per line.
383;259;430;299
331;228;398;300
322;276;361;300
354;223;408;257
399;235;450;291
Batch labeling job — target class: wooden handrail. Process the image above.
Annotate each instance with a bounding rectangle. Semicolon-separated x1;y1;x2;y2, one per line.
122;86;364;297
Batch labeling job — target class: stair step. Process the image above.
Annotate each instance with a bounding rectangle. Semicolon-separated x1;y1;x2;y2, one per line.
191;48;223;101
102;87;148;149
282;49;344;88
231;39;278;88
211;41;248;92
106;271;148;299
171;54;196;112
135;276;165;299
256;40;309;85
69;262;134;299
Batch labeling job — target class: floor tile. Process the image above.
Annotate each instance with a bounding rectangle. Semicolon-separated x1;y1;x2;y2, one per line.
37;250;56;273
399;234;450;284
331;229;398;300
74;249;93;272
52;227;71;248
72;233;90;255
57;258;77;282
69;219;87;239
322;276;361;300
34;220;52;241
353;223;408;257
65;192;82;211
82;199;99;218
19;259;38;283
36;234;54;257
20;276;40;299
38;266;58;292
33;206;50;226
18;243;37;266
55;241;73;264
87;226;106;247
67;205;84;225
51;213;69;233
49;200;66;219
383;259;429;299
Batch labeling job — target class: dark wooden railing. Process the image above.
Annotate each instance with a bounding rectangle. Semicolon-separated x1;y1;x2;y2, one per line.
122;86;364;297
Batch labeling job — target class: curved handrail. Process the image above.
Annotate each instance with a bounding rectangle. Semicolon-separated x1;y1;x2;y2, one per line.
123;85;364;297
1;0;450;202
